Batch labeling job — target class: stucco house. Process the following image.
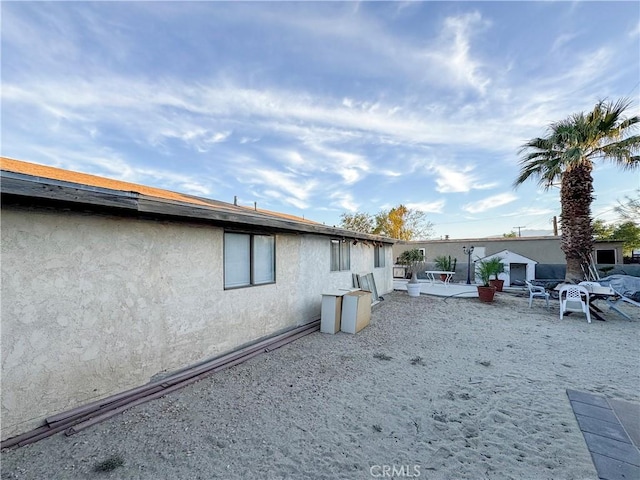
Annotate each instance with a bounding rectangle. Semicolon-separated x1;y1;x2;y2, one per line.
0;157;395;441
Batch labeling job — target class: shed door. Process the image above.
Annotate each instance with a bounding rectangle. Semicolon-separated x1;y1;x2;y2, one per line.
509;263;527;285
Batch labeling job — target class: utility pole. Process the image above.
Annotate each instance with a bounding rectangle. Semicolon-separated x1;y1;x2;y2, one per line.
513;226;526;237
552;216;558;236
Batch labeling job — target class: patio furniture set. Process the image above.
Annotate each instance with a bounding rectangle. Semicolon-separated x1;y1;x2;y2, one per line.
526;278;639;322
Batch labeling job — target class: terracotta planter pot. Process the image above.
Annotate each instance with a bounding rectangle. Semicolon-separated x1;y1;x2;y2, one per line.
489;279;504;292
440;274;448;282
477;285;496;302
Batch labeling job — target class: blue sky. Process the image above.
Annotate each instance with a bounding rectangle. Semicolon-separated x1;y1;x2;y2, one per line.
2;1;639;239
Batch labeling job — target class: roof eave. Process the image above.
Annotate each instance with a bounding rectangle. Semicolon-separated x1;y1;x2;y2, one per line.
1;172;395;244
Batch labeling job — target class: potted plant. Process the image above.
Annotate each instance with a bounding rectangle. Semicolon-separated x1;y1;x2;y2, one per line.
475;259;497;302
485;257;505;292
399;248;425;297
434;255;457;281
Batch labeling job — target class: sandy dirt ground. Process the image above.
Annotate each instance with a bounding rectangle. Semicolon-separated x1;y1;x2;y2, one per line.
1;290;639;480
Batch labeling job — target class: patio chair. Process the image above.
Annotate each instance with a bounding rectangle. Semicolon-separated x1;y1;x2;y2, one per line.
525;280;550;308
606;288;640;320
559;284;591;323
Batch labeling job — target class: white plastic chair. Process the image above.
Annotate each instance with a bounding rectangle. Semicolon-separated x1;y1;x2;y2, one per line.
559;284;591;323
525;280;550;308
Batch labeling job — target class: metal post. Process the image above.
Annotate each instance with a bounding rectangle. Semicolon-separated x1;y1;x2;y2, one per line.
463;245;474;284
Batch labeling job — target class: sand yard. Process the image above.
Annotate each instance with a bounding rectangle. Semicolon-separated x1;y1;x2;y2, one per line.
1;290;638;480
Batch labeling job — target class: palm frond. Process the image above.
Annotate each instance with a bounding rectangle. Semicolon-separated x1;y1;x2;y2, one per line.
515;97;637;280
515;97;638;190
619;115;640;131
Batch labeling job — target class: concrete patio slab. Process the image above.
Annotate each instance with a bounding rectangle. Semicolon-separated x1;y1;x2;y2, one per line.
590;452;640;480
567;390;640;480
575;414;632;444
393;279;479;298
609;398;640;449
567;389;613;409
583;432;640;467
572;401;623;424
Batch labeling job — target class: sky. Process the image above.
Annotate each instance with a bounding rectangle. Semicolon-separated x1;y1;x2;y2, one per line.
2;1;639;239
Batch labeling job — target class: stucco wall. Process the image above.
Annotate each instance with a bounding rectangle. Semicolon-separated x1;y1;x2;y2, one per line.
1;207;392;439
295;237;393;320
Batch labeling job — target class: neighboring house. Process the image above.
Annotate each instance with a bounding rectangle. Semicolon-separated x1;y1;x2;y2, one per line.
393;237;625;283
0;157;395;440
395;237;625;266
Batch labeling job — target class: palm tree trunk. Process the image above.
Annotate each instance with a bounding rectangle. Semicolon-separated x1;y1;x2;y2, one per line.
560;163;594;281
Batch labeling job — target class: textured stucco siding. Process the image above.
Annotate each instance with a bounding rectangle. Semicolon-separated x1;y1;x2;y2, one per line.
1;207;392;439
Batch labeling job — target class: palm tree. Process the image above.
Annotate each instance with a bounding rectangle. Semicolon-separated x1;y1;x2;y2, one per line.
514;98;640;281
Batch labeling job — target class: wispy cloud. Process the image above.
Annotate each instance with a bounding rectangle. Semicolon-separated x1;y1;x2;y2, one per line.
499;206;554;218
426;164;497;194
380;169;402;178
462;193;518;214
329;191;359;212
406;200;446;213
422;12;491;95
238;167;318;210
19;145;217;197
1;77;537;162
551;32;578;53
2;1;637;239
156;128;232;153
432;165;477;193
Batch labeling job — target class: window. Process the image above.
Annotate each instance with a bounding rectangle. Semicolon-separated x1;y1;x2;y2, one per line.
330;239;350;271
224;232;275;288
595;249;616;264
374;245;385;268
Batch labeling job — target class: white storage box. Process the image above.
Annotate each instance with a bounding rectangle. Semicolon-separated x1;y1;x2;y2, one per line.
340;290;372;334
320;290;350;334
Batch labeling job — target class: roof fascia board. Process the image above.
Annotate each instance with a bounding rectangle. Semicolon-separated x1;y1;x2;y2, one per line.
0;173;139;210
1;172;394;244
137;196;393;242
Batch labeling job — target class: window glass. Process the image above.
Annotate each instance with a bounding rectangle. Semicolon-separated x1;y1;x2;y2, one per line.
375;245;385;268
224;233;251;288
330;239;350;271
224;232;275;288
330;240;340;271
340;241;350;270
253;235;275;284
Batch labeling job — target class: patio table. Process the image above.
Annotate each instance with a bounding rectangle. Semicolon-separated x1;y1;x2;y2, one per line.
425;270;455;286
554;284;615;321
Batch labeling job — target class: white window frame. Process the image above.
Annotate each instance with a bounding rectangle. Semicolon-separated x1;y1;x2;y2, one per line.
224;232;276;289
330;239;350;272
